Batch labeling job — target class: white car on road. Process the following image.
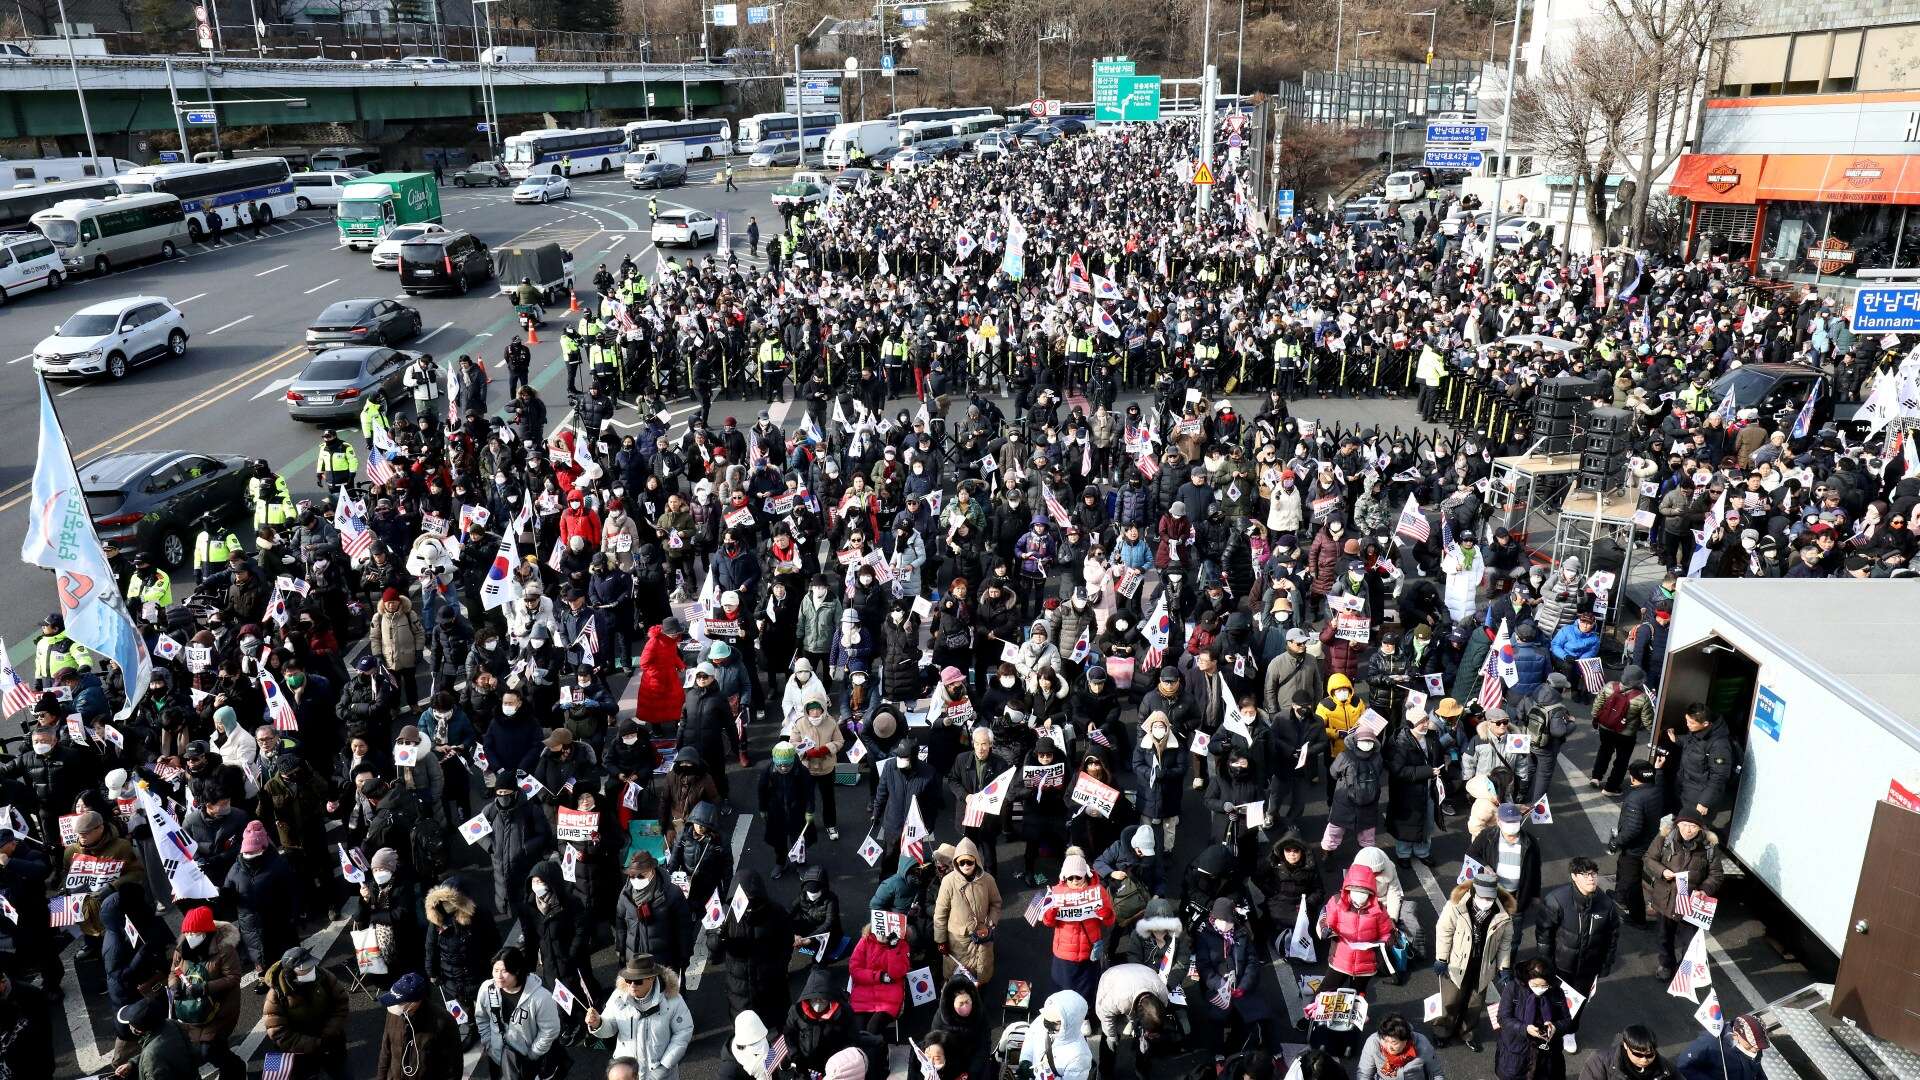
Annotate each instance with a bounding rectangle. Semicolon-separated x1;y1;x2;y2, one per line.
33;296;189;380
513;174;572;204
650;208;718;246
371;222;450;270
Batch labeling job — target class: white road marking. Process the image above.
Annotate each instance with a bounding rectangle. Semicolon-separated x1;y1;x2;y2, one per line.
176;292;208;304
305;277;341;295
608;235;625;247
206;315;254;335
255;263;288;277
234;902;360;1061
683;812;753;990
9;354;29;365
251;374;301;401
417;320;455;344
62;948;106;1073
58;385;83;397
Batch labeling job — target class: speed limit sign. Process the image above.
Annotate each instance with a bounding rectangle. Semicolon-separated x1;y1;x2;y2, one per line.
1029;98;1046;118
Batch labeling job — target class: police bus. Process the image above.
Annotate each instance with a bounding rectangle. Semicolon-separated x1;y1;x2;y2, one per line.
0;176;122;232
502;127;629;179
113;158;298;242
737;111;842;152
888;106;998;125
620;118;735;162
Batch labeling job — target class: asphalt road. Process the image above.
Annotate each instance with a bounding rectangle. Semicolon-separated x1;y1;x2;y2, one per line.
15;166;1832;1079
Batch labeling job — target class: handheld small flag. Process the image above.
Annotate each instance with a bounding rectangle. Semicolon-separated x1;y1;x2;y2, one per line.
49;894;84;927
263;1052;296;1080
1394;494;1431;544
480;531;523;611
901;796;930;864
702;889;727;930
260;671;299;731
1577;656;1606;695
459;813;493;845
787;833;807;864
0;639;37;717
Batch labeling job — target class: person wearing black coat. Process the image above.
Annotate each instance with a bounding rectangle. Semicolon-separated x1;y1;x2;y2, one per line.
1534;857;1622;1040
928;976;991;1080
1254;831;1328;943
423;881;500;1034
0;831;56;993
782;966;859;1075
757;744;814;879
676;675;738;801
0;965;53;1077
1204;744;1283;877
1666;707;1735;821
1608;762;1662;926
612;851;690;971
525;860;600;1035
102;881;174;1012
716;870;792;1031
225;844;297;979
481;775;555;931
1384;711;1448;864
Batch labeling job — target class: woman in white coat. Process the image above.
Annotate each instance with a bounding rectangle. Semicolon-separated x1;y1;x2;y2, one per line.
585;958;693;1080
1440;533;1486;623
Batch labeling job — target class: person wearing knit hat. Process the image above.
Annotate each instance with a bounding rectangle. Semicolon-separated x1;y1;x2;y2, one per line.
1040;846;1115;1003
1645;805;1724;981
1464;802;1542;969
1675;1010;1769;1080
759;739;813;879
823;1046;869;1080
240;819;270;855
1589;664;1653;796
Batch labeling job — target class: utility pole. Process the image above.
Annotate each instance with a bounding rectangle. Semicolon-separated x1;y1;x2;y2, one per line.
1233;0;1245;100
164;57;190;158
1331;0;1342;123
1198;63;1217;211
53;0;100;169
793;43;805;166
1483;0;1523;289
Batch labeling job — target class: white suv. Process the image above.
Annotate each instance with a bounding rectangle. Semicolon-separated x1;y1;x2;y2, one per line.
33;296;189;380
0;230;67;303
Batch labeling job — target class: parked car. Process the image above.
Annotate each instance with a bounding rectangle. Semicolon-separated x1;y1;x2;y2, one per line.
398;230;493;295
887;149;934;175
628;161;688;189
285;346;419;420
1048;117;1089;136
649;208;717;247
0;229;66;302
305;297;422;351
33;295;188;380
865;146;902;169
367;55;457;70
291;170;371;211
371;222;450;270
452;161;513;188
80;451;251;568
513;174;572;203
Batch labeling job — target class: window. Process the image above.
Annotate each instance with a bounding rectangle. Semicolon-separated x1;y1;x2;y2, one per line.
0;248;13;269
1859;23;1920;92
143;462;188;494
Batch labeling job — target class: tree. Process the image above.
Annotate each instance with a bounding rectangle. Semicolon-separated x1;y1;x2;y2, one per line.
1505;26;1639;252
1274;120;1358;196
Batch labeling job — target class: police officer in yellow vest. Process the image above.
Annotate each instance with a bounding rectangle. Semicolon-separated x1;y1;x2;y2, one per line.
359;395;388;451
32;612;92;684
247;460;294;530
757;334;786;402
1066;331;1094;386
126;551;174;612
193;513;241;584
316;429;360;490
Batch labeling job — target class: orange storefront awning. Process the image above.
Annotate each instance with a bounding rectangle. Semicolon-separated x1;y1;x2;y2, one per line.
1673;153;1920;205
1670;154;1766;203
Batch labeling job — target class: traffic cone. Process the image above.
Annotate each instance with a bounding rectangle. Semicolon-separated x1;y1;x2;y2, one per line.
527;321;540;344
568;291;581;314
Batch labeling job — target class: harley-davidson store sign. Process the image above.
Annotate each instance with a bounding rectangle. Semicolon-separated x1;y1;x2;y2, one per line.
1706;164;1742;192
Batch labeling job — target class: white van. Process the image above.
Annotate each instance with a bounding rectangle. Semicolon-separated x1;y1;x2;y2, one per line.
290;170;370;210
0;229;66;300
31;193;188;276
1384;170;1427;202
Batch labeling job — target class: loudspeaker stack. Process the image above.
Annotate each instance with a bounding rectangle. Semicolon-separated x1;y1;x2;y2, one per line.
1577;406;1633;492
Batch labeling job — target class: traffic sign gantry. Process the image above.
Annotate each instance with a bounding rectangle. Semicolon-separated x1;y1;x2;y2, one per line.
1191;161;1216;186
1423;148;1483;169
1114;75;1162;122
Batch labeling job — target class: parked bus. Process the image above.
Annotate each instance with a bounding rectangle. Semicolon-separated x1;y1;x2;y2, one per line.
0;177;121;232
620;118;734;161
953;114;1008;142
194;146;314;169
737;111;842;151
503;127;629;178
311;147;384;171
30;192;189;276
888;106;998;125
112;158;297;242
0;155;139;190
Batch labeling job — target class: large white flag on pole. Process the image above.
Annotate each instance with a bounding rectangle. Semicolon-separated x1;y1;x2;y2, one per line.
136;782;221;901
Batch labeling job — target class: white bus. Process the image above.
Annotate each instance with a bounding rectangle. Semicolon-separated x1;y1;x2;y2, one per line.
953;114;1008;142
31;193;189;276
0;176;121;233
113;158;298;242
620;118;734;161
897;119;960;148
737;111;842;151
888;106;996;125
502;127;629;178
0;155;140;190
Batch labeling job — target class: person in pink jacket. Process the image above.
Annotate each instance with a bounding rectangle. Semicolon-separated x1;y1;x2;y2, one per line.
1318;863;1397;994
848;923;910;1035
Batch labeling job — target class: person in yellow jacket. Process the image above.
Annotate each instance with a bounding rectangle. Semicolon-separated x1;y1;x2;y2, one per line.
359;396;388;450
32;613;92;683
1315;672;1368;797
126;552;174;612
193;515;242;583
316;429;360;490
246;461;294;530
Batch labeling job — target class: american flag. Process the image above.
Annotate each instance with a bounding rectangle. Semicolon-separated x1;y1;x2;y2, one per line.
1135;454;1159;479
366;449;398;488
0;638;37;718
572;619;599;660
1394;494;1431;544
901;795;930;864
48;894;83;927
1440;510;1456;553
263;1052;296;1080
1479;621;1512;711
1088;727;1113;749
1577;656;1606;695
765;1035;790;1072
1143;594;1172;669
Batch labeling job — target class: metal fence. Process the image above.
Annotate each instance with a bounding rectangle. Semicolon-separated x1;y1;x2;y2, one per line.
1274;57;1488;128
21;22;704;65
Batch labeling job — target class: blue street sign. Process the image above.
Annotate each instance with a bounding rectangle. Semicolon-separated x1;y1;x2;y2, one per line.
158;151;182;163
747;5;770;23
1423;148;1483;169
476;122;491;133
1852;285;1920;334
881;54;895;75
1275;188;1295;223
1426;122;1489;143
184;109;218;126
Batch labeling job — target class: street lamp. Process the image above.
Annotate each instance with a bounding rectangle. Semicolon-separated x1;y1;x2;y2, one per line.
845;54;862;121
472;0;502;161
1405;9;1436;64
52;0;100;173
1484;0;1524;289
1388;118;1414;172
1035;25;1067;99
1488;16;1517;66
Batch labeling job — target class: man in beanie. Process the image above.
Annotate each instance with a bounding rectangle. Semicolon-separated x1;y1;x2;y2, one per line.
1588;666;1653;795
376;972;462;1080
263;946;348;1079
62;810;144;958
226;820;298;986
118;994;196;1080
1644;808;1724;980
1431;865;1513;1050
1465;802;1543;964
756;741;813;878
1676;1012;1769;1080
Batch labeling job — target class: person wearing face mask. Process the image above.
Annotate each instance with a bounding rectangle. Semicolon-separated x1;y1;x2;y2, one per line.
1386;706;1449;867
355;848;425;989
1314;672;1367;799
926;976;991;1079
847;917;910;1035
524;860;599;1041
481;774;556;935
374;971;462;1080
630;616;689;730
1131;709;1189;855
724;1009;776;1080
1493;957;1572;1080
166;905;245;1080
262;946;349;1079
1019;990;1095;1080
1431;865;1515;1051
1317;863;1396;995
182;781;252;896
256;752;331;909
869;737;942;880
757;743;815;879
1205;740;1283;876
795;576;842;682
1322;717;1387;857
424;881;501;1040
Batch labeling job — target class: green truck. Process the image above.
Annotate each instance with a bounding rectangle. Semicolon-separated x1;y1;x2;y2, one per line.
335;172;442;251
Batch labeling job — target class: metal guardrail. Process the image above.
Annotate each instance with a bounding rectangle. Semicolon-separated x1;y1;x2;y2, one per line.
1;54;736;76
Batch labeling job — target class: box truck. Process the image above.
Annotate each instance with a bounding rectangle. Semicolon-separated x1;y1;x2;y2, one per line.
821;120;899;168
480;45;536;64
336;172;443;250
623;141;687;183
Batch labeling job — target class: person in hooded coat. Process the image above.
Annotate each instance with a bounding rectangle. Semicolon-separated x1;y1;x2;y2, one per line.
717;869;792;1030
783;966;860;1074
667;801;733;943
1020;990;1094;1080
482;773;555;929
1318;863;1396;993
1255;831;1329;943
788;864;845;961
425;882;501;1036
929;976;992;1079
166;907;244;1080
1194;896;1281;1057
723;1009;775;1080
847;921;910;1032
634;620;690;727
1495;958;1573;1080
526;860;598;1033
932;838;1002;982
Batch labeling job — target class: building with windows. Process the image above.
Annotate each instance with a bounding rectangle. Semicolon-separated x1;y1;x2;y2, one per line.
1668;6;1920;289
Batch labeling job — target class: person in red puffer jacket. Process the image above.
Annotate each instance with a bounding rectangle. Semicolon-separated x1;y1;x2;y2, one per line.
1318;862;1397;993
1041;847;1115;1005
632;618;688;726
848;923;910;1034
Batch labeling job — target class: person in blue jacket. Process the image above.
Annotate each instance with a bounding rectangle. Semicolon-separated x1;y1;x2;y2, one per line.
1675;1012;1770;1080
1548;610;1601;688
1508;623;1552;702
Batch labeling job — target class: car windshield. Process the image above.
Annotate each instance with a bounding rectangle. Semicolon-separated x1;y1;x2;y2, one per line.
38;219;80;245
302;359;366;382
58;312;119;337
1709;367;1777;408
390;226;431;242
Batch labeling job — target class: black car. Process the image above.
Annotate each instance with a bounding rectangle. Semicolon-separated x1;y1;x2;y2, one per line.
1048;117;1089;136
82;451;251;569
866;146;903;168
399;230;494;296
305;297;422;351
628;162;688;189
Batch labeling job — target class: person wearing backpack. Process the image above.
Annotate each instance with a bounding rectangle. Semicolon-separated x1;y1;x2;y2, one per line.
1322;717;1387;856
168;905;245;1080
1521;681;1577;806
1588;667;1653;795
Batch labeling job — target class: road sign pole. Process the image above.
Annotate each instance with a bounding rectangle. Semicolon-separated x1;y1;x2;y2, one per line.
1483;0;1523;290
165;57;191;159
1198;63;1216;211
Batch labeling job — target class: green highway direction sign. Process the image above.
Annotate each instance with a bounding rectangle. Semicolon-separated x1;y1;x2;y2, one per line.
1092;59;1137;122
1114;75;1162;122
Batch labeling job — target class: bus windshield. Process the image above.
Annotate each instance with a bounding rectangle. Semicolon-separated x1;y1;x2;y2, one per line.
504;142;534;162
37;219;80;245
114;179;155;194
